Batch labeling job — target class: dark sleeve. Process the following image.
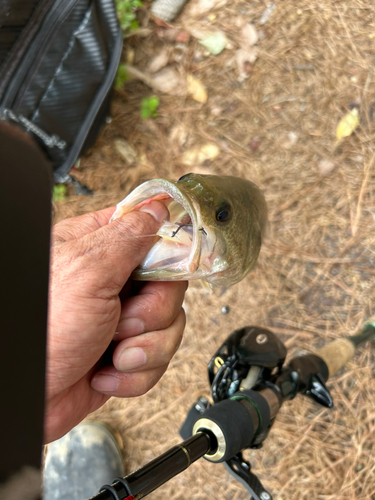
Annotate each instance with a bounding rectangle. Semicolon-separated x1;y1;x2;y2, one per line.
0;121;52;499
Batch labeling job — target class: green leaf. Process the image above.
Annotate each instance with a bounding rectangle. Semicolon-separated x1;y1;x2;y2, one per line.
53;184;67;202
141;96;160;119
116;0;142;33
199;33;228;55
130;20;139;31
115;64;129;89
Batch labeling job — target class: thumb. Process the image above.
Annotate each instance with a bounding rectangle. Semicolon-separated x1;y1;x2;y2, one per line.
80;200;169;290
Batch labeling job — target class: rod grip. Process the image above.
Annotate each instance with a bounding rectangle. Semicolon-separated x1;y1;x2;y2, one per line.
314;338;355;378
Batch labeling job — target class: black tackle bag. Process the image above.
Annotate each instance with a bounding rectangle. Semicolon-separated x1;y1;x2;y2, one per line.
0;0;123;182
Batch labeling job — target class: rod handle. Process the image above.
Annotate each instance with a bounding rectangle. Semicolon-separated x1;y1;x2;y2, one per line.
315;322;375;378
314;339;355;378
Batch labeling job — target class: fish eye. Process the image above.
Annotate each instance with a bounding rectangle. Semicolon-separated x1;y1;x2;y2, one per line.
178;173;191;181
215;203;232;223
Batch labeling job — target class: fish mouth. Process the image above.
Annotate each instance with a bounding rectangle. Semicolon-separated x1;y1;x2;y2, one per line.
110;179;203;280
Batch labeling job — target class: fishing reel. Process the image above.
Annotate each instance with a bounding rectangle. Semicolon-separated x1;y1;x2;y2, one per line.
179;326;335;500
93;323;374;500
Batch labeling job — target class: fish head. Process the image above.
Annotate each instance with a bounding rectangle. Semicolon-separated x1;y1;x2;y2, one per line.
110;173;267;287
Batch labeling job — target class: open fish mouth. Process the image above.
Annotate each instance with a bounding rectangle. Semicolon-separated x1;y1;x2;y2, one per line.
110;179;204;280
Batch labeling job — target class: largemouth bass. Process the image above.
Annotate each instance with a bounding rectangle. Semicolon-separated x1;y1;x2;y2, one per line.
111;174;267;287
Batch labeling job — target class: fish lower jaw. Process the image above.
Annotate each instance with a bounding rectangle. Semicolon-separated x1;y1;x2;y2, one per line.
137;200;200;276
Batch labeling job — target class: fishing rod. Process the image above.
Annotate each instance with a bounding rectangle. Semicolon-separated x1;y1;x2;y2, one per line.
90;321;374;500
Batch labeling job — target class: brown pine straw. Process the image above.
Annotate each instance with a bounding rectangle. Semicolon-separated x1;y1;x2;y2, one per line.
54;1;375;498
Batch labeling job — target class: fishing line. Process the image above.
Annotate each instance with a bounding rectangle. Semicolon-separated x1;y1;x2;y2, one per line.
129;234;160;238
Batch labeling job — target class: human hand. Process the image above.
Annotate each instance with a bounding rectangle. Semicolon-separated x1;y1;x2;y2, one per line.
45;201;187;443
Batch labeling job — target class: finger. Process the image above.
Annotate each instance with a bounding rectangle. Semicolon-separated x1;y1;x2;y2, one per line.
69;201;169;291
91;309;186;396
115;281;188;340
53;207;116;242
112;308;186;372
91;365;168;398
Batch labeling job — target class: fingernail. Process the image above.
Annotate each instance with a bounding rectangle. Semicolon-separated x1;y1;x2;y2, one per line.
139;201;169;223
91;375;119;393
118;318;145;337
117;347;147;371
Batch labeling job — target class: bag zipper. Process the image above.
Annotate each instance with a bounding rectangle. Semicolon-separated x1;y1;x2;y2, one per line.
0;108;66;149
1;0;79;111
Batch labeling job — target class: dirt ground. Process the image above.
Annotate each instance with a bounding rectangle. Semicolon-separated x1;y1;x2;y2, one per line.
54;1;375;499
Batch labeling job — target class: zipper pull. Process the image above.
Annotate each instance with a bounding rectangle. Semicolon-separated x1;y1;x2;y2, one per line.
0;108;66;150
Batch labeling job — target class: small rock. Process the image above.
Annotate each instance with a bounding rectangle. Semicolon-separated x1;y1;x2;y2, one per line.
221;305;230;314
318;159;336;176
114;139;138;164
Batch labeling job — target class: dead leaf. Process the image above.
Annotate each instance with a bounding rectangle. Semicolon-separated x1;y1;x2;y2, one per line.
147;49;170;73
125;65;187;96
335;108;359;148
181;143;220;165
137;153;154;171
188;25;215;40
151;67;187;96
157;28;191;43
114;139;138;164
151;17;174;28
235;48;258;80
318;159;336;176
240;23;258;47
188;0;228;17
169;124;188;148
186;74;208;103
126;48;135;65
